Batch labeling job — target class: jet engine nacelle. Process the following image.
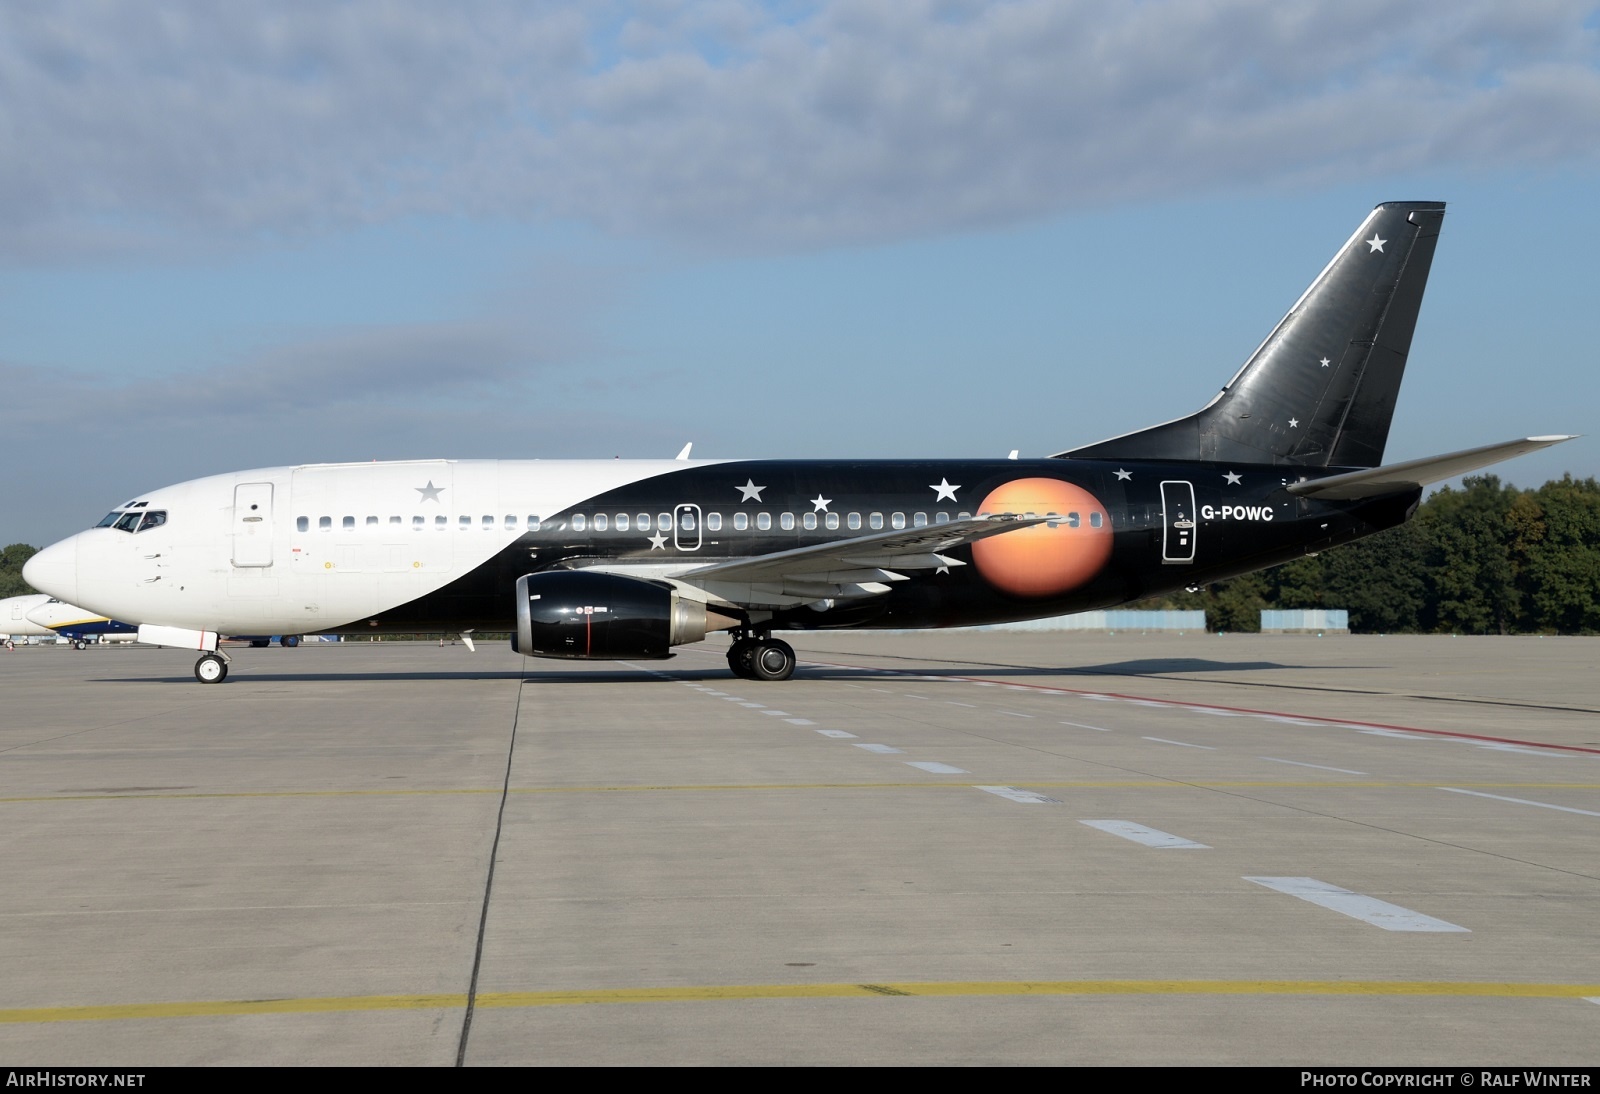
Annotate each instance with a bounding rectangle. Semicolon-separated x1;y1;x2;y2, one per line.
513;571;735;660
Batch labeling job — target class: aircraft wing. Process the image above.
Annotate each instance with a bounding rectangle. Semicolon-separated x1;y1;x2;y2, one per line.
1286;436;1577;501
677;514;1056;606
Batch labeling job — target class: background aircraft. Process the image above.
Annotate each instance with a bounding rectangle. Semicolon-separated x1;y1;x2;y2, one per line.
22;202;1573;683
23;598;138;650
2;594;57;643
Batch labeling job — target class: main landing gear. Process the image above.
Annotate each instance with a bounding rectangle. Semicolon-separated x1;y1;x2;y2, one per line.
194;650;231;684
726;632;797;682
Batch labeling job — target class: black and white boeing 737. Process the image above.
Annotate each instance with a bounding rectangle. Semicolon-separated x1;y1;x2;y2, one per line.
23;202;1573;683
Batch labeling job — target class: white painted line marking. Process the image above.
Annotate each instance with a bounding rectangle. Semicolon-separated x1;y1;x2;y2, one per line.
1000;711;1034;719
1004;685;1031;692
1061;721;1112;732
975;785;1062;804
1473;743;1566;758
739;702;766;708
1585;998;1600;1006
870;688;894;694
760;710;790;716
1358;728;1430;740
1125;700;1169;708
1243;877;1469;932
1437;787;1600;817
704;691;727;697
785;718;815;726
903;694;930;700
1082;694;1114;701
817;729;857;739
971;682;996;687
1142;737;1216;750
1259;757;1368;775
947;701;976;708
1195;708;1244;717
1080;820;1210;849
1036;689;1067;696
855;743;905;754
906;761;969;774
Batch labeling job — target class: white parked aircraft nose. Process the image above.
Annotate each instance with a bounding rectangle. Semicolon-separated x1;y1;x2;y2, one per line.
23;537;79;604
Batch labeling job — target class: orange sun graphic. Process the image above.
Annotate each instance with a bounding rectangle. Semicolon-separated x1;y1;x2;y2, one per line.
970;478;1114;598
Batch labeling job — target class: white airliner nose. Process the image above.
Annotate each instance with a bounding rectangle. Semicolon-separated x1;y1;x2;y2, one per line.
22;537;79;605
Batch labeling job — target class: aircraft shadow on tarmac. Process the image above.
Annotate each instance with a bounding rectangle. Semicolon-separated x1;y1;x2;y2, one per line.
94;657;1375;686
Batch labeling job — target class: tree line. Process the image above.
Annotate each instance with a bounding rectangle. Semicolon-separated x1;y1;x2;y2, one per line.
4;473;1597;633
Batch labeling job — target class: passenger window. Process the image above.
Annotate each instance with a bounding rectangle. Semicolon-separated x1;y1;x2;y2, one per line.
367;516;379;526
319;516;332;531
734;513;748;531
527;516;541;531
413;516;425;530
616;514;630;531
435;515;447;529
343;516;356;530
594;514;608;531
297;516;309;533
756;513;771;531
848;513;861;530
1091;512;1103;528
572;514;588;532
680;511;696;530
913;513;927;528
825;513;839;530
707;513;722;531
891;513;905;529
958;512;971;520
802;513;817;530
870;513;884;530
1068;512;1081;528
460;515;472;529
657;514;671;531
391;516;403;526
635;514;649;531
780;513;794;531
935;512;950;524
482;515;494;529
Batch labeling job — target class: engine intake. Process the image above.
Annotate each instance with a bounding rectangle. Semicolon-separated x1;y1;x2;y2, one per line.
513;571;735;659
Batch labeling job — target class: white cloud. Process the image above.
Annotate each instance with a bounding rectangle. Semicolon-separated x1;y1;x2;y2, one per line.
0;0;1597;257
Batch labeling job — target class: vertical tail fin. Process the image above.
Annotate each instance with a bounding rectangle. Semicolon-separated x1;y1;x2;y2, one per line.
1058;201;1446;468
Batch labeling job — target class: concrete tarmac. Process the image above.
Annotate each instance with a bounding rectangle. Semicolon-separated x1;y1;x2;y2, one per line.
1;632;1597;1066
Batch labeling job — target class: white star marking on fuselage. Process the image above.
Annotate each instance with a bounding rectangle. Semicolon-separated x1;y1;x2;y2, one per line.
415;481;444;502
1320;357;1330;368
930;478;960;502
1288;418;1300;428
1114;469;1132;481
1224;471;1242;485
1367;235;1386;253
647;532;668;550
810;495;832;512
737;479;766;502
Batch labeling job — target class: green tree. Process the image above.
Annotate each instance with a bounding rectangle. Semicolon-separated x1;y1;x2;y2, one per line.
0;543;38;598
1522;475;1600;634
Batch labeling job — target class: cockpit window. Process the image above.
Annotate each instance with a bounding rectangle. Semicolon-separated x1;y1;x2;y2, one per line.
137;510;167;532
97;512;122;528
113;511;142;532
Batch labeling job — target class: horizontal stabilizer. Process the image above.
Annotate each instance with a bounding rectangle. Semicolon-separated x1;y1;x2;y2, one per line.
1286;436;1577;500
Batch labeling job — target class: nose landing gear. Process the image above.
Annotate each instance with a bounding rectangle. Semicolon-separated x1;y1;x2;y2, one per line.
726;630;796;681
194;650;231;684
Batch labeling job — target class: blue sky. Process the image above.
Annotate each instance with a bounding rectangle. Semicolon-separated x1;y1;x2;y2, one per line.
3;0;1598;547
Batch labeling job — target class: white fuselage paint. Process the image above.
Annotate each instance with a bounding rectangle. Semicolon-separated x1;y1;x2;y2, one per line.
1;594;56;638
27;458;732;635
